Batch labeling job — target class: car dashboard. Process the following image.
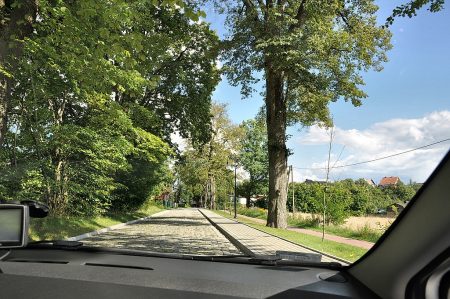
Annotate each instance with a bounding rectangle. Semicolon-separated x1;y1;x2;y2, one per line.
0;248;378;298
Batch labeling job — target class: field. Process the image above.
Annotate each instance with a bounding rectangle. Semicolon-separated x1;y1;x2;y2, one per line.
228;207;395;243
290;212;395;231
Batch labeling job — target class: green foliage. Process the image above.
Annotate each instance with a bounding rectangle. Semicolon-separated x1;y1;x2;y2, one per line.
0;0;218;216
29;202;163;241
176;103;241;208
237;118;269;204
219;0;392;125
386;0;445;26
289;179;419;224
237;206;267;220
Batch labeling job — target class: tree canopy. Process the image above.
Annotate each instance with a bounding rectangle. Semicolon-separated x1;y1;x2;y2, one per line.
176;103;241;209
0;0;219;215
238;118;268;206
386;0;445;26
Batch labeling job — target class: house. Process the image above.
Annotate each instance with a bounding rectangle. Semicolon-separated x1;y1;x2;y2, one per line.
379;176;401;188
364;179;376;187
386;202;406;217
155;191;170;201
228;195;266;207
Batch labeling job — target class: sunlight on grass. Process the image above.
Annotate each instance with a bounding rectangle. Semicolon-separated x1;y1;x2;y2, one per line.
233;207;384;243
215;210;368;262
29;204;163;241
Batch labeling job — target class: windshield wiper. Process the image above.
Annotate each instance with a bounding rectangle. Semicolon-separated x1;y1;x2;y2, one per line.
25;240;250;260
25;241;342;268
248;255;343;268
27;240;84;249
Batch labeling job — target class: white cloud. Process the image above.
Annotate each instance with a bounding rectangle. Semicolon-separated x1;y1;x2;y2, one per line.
291;168;323;183
297;111;450;183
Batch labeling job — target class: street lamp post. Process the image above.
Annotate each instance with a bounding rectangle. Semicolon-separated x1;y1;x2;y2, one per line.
234;164;237;219
227;158;238;219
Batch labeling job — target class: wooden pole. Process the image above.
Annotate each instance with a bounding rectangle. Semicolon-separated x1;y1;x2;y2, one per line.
291;165;295;217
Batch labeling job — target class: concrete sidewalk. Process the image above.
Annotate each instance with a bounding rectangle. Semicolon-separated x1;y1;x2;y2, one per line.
236;214;374;250
199;209;347;264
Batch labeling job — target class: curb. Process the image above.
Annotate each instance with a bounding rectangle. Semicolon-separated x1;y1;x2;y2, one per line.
198;209;253;256
207;210;351;265
66;210;166;242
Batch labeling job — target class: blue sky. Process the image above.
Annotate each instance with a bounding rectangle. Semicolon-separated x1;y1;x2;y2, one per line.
203;1;450;183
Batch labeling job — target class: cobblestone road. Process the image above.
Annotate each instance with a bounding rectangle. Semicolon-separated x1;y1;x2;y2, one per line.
82;209;241;256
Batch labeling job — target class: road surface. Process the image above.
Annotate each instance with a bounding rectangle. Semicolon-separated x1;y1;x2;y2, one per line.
82;209;241;255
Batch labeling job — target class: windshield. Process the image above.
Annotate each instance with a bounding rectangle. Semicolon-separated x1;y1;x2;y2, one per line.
0;0;449;265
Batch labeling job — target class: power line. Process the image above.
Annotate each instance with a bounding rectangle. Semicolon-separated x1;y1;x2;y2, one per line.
293;137;450;171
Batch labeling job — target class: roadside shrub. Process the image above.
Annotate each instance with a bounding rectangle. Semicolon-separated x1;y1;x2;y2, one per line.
353;224;383;243
254;197;268;209
288;215;321;228
237;207;267;219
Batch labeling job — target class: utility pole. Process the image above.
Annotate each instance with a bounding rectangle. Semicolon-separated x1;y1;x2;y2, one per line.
323;126;334;241
234;164;237;219
290;165;295;216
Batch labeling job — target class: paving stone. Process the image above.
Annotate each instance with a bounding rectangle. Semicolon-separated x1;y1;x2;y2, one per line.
81;209;242;256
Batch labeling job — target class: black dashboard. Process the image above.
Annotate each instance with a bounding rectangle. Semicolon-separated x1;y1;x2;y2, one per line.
0;248;378;298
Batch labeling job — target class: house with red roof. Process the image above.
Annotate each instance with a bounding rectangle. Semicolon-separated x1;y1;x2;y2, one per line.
378;176;401;188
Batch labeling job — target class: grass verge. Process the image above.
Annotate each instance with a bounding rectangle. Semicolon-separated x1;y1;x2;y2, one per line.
215;210;368;263
299;224;382;243
233;207;382;243
29;204;163;241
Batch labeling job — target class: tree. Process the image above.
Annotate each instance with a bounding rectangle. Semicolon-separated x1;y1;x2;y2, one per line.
218;0;392;228
386;0;446;26
238;118;268;207
0;0;219;215
176;103;241;209
0;1;38;147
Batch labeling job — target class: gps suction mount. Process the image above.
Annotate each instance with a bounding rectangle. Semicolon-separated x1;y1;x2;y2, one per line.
0;200;49;218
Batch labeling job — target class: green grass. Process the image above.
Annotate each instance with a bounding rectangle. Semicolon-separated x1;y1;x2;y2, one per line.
304;225;382;243
29;204;163;241
215;210;368;262
236;207;267;220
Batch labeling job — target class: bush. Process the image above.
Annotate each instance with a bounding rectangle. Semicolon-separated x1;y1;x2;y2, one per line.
288;215;321;228
237;207;267;219
254;197;268;209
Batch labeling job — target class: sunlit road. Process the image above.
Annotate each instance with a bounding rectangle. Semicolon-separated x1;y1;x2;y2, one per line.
81;208;241;256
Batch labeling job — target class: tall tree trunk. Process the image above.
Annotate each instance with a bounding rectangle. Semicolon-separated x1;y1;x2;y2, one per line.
0;79;10;146
50;156;67;215
48;98;68;215
0;0;38;147
210;175;215;210
265;65;288;228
